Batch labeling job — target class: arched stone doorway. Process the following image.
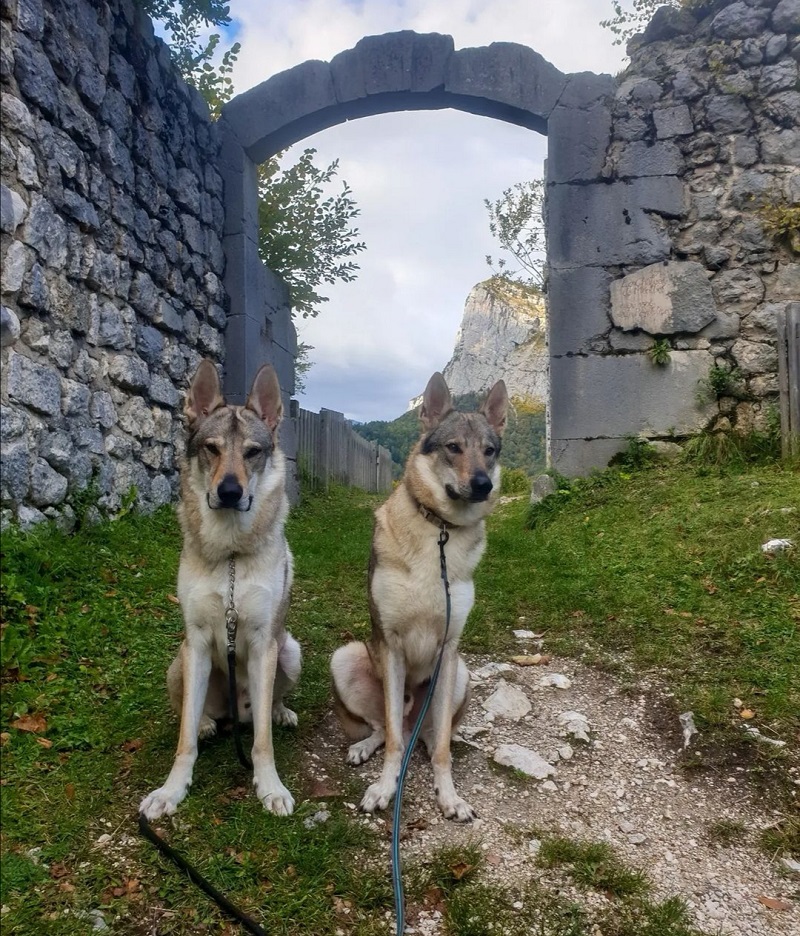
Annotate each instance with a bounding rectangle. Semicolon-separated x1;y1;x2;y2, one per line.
215;31;657;477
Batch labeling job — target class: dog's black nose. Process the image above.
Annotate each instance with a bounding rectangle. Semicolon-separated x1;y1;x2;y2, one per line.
217;474;243;507
470;472;493;500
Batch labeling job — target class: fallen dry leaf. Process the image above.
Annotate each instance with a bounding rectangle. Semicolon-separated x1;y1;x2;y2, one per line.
758;896;791;911
450;861;474;881
740;709;755;720
166;594;180;604
0;732;10;746
485;852;502;866
49;863;70;879
121;738;143;753
65;783;75;801
11;713;47;734
35;737;53;749
406;817;429;832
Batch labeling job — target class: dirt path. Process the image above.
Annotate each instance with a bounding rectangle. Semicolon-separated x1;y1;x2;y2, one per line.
307;642;799;936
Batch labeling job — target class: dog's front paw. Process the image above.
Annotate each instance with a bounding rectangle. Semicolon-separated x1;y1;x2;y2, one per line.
139;784;187;820
360;779;396;813
272;704;298;728
438;793;476;823
255;778;295;816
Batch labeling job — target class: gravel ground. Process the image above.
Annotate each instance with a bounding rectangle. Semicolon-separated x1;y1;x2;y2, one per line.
309;637;800;936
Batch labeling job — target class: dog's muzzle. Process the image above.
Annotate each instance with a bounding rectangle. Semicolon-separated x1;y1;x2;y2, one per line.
446;473;493;503
207;474;253;512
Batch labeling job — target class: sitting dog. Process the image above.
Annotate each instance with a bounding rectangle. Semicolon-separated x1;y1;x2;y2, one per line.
140;360;301;820
331;372;508;821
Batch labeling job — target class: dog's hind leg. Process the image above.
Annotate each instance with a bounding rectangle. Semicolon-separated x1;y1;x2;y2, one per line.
330;642;386;765
272;633;301;727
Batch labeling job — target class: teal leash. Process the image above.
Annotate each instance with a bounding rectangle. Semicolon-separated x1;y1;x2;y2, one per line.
390;525;451;935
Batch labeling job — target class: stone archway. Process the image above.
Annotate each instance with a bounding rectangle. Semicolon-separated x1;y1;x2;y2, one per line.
214;31;648;477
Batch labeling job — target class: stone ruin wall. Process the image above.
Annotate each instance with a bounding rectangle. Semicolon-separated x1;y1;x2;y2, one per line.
572;0;798;448
1;0;799;527
0;0;225;530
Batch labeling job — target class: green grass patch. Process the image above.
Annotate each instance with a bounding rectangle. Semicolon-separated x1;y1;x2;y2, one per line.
472;461;800;743
536;836;649;897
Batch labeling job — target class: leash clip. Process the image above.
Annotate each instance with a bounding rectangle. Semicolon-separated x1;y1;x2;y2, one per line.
225;607;238;651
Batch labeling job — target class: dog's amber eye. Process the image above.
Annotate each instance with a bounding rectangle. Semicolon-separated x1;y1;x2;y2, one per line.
244;447;262;459
485;446;495;457
446;443;462;454
205;442;220;457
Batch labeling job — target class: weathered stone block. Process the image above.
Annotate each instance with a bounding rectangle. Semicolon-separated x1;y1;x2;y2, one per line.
610;262;716;335
712;268;765;314
0;306;20;347
221;60;337;162
446;42;566;123
653;104;693;139
547;100;611;183
1;441;32;504
711;2;769;39
61;378;90;416
705;95;753;133
618;140;683;177
548;267;612;355
107;354;150;392
8;352;61;416
1;184;28;234
550;351;715;440
732;338;778;375
90;391;117;429
772;0;800;34
547;178;683;268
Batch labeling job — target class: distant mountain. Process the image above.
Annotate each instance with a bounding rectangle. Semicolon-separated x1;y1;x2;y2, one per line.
408;278;547;409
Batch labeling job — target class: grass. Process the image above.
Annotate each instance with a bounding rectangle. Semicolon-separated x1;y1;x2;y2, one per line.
475;461;800;744
2;458;798;933
536;836;649;897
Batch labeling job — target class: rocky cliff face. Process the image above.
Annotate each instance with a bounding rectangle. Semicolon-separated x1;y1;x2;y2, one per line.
412;280;548;407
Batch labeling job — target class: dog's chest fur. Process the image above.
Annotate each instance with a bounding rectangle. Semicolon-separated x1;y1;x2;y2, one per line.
369;488;486;685
177;452;292;677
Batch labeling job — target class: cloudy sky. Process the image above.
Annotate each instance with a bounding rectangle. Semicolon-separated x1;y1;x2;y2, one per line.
224;0;628;422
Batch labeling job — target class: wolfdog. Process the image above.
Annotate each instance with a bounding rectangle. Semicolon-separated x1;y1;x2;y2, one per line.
331;372;508;821
140;360;301;820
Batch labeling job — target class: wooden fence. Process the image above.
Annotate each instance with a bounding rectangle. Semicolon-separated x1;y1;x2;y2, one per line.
777;302;800;459
291;403;393;493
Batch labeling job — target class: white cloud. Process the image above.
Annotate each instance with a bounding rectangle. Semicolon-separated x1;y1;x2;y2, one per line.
225;1;626;421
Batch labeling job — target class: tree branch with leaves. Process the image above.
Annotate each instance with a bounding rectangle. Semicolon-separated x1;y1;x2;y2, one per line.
484;179;545;293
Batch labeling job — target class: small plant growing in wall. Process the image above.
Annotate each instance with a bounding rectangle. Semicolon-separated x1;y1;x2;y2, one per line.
697;364;744;403
758;201;800;254
647;339;672;366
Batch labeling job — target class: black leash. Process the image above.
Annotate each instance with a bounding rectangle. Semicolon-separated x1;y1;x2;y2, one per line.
139;557;265;935
390;525;451;935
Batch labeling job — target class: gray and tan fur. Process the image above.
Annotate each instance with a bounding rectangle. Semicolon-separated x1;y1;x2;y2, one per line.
140;360;301;820
331;372;508;821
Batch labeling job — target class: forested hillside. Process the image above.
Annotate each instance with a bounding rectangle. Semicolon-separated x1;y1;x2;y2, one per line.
356;394;546;477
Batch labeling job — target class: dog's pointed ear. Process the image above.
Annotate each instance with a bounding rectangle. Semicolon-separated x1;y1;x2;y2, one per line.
420;372;453;430
480;380;509;436
185;360;225;426
246;364;283;432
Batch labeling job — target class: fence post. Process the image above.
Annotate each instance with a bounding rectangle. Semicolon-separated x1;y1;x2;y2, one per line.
778;302;800;459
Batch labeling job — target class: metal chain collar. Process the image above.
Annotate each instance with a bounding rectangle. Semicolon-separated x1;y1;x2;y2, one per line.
225;556;238;652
